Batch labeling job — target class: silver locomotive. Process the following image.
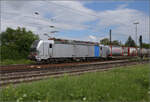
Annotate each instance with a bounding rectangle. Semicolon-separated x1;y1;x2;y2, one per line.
29;38;109;62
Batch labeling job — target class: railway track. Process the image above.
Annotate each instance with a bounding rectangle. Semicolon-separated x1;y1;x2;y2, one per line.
0;56;137;73
0;59;149;87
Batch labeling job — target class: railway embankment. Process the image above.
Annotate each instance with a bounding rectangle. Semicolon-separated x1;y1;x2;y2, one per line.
0;63;149;102
0;59;149;86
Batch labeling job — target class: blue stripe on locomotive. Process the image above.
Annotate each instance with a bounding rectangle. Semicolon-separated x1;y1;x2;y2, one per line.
94;46;100;57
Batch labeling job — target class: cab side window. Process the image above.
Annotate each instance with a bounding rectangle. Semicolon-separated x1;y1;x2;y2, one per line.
100;47;102;50
49;44;52;48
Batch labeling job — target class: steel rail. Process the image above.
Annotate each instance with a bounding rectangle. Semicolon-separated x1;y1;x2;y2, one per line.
0;56;137;72
0;59;148;86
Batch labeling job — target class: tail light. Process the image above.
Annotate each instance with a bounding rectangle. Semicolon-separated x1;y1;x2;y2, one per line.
33;51;39;56
30;52;37;56
33;52;37;56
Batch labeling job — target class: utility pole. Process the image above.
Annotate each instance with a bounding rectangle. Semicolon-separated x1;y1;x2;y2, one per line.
139;35;142;48
139;35;143;59
109;29;112;45
133;22;139;46
109;29;112;56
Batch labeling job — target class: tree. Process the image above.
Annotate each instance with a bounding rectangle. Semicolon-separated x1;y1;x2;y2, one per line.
100;38;120;46
0;27;39;60
112;40;120;46
125;36;136;47
100;38;109;45
142;43;150;49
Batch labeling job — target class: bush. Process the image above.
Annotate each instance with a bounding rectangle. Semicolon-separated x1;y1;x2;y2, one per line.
0;59;35;65
0;27;39;60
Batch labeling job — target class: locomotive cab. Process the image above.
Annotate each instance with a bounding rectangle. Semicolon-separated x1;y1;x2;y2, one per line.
28;40;40;61
29;40;54;61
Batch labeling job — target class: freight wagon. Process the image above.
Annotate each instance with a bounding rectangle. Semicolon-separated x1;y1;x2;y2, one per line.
108;46;138;57
109;46;123;56
108;46;149;57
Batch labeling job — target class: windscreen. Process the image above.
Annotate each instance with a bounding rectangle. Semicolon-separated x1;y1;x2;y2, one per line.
30;40;40;51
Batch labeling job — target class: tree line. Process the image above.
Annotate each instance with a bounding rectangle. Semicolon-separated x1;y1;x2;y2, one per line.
100;36;150;48
0;27;39;60
0;27;149;60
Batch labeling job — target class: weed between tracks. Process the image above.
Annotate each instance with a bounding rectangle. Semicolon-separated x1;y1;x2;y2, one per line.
0;59;35;65
0;64;150;102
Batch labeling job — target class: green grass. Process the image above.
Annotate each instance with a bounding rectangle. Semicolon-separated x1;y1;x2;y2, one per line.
0;59;35;65
0;64;150;102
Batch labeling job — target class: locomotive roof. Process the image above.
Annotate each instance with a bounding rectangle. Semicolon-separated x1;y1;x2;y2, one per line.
48;37;99;45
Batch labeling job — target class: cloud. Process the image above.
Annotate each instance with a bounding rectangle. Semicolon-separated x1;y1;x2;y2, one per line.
88;35;96;40
1;0;97;36
1;0;149;43
117;4;128;9
96;8;149;43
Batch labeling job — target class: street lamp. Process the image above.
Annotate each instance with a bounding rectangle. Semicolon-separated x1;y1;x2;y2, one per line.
34;11;56;28
133;22;139;45
44;33;51;38
49;26;55;28
50;31;59;33
44;31;59;38
34;12;39;15
34;11;59;39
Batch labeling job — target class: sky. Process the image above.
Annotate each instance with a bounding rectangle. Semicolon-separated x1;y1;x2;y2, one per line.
0;0;150;44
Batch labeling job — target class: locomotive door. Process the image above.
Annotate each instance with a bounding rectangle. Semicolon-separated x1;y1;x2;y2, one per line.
43;42;49;59
72;44;77;57
48;43;53;57
100;46;102;57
